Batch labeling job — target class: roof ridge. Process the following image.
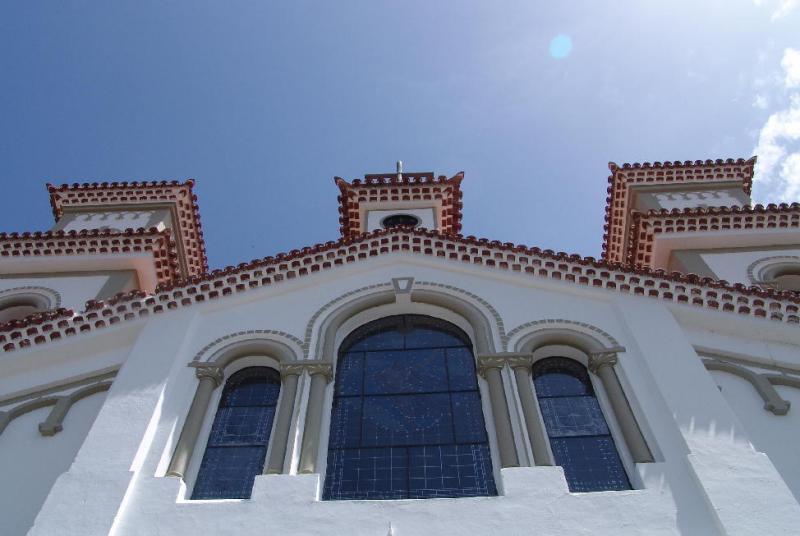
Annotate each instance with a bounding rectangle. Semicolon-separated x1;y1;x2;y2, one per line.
4;227;799;352
46;179;195;191
608;157;756;172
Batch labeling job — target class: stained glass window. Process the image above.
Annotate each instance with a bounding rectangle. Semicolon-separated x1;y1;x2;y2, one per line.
532;357;631;492
191;367;281;499
323;315;497;500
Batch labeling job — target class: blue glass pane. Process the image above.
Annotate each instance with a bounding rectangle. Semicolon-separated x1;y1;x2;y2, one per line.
362;393;454;447
533;359;592;398
323;448;408;500
222;373;281;407
538;396;610;438
409;444;496;499
550;436;631;492
325;315;496;501
452;391;487;443
365;349;447;395
207;406;276;446
446;347;477;390
328;397;362;449
348;329;405;351
335;352;364;396
192;446;267;499
404;328;465;349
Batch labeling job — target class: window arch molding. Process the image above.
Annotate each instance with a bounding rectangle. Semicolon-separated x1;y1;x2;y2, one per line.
0;287;60;324
297;283;520;474
308;283;502;362
748;256;800;291
503;321;654;477
167;332;304;489
317;303;510;482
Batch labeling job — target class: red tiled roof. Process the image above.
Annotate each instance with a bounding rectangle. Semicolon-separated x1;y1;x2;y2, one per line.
3;226;798;352
0;228;180;284
47;180;207;277
626;203;800;269
602;158;756;265
335;171;464;237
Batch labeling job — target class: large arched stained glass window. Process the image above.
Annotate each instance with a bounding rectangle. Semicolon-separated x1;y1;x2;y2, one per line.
532;357;631;492
192;367;281;499
323;315;497;500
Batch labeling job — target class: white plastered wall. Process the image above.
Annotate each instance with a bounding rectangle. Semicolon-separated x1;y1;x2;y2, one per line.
0;392;107;536
8;255;800;535
0;273;138;311
53;209;171;233
700;247;800;285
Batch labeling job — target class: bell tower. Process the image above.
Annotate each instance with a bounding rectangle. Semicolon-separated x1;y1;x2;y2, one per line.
334;162;464;238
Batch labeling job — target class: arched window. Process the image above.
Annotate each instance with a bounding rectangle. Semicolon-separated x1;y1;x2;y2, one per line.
0;290;54;324
532;357;631;492
191;367;281;499
323;315;496;500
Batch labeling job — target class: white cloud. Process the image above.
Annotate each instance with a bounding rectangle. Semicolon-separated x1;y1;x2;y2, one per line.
752;48;800;203
755;0;799;20
753;94;769;109
782;48;800;88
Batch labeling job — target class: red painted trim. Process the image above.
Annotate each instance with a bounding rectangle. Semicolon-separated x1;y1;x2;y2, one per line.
3;227;798;352
0;228;180;284
602;158;756;265
627;203;800;269
335;172;464;237
46;180;207;277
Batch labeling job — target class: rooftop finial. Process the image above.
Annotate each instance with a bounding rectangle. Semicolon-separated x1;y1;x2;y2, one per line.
396;160;403;180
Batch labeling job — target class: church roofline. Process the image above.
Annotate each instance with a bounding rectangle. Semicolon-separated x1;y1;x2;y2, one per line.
46;179;208;276
602;156;757;264
334;171;464;238
3;225;799;353
0;227;180;284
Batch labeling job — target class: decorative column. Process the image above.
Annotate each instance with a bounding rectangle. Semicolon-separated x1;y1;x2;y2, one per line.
264;365;302;474
477;356;519;468
297;362;334;474
588;352;653;463
167;367;224;478
507;356;553;466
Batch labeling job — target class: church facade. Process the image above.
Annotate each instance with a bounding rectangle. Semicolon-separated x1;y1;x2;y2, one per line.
1;159;800;535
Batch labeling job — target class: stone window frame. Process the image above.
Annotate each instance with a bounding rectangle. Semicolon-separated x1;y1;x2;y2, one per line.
294;279;522;500
313;304;507;499
497;322;654;490
747;256;800;292
0;286;60;322
166;334;314;501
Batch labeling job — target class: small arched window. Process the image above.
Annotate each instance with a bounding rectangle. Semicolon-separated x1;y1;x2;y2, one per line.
532;357;631;492
381;214;420;229
0;291;53;324
191;367;281;500
323;315;496;500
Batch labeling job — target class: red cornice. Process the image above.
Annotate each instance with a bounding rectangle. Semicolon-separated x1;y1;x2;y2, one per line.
3;227;799;352
602;158;756;266
627;203;800;269
0;228;180;284
46;180;207;277
335;171;464;237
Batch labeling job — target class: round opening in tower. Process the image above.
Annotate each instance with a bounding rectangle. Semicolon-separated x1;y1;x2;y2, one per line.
381;214;421;229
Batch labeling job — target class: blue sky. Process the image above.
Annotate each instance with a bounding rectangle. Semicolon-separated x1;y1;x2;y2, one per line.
1;1;798;269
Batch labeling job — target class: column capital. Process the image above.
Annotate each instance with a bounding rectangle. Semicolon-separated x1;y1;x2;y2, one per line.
477;353;534;376
195;366;224;387
477;356;507;378
588;352;618;374
305;363;334;382
280;363;306;380
506;355;535;370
